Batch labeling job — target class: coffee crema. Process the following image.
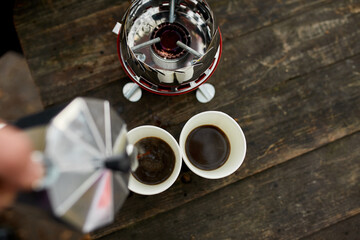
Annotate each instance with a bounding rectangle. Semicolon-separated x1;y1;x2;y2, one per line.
132;137;175;185
185;125;230;170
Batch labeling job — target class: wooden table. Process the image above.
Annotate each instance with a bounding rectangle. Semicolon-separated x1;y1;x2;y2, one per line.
13;0;360;239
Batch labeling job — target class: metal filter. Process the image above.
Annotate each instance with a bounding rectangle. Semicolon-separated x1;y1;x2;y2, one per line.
115;0;222;96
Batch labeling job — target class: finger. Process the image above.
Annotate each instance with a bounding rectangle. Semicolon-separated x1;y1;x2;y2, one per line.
0;125;43;189
17;157;44;190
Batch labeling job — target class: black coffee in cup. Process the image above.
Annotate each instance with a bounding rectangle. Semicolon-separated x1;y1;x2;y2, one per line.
185;125;230;170
133;137;175;185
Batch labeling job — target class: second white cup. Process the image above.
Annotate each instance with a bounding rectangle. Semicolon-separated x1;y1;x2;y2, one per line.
179;111;246;179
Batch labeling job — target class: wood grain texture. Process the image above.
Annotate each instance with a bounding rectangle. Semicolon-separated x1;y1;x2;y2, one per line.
99;132;360;240
89;0;360;237
14;0;130;107
208;0;331;40
14;0;331;107
301;214;360;240
0;52;42;121
91;53;360;238
12;0;360;238
88;0;360;130
0;204;84;240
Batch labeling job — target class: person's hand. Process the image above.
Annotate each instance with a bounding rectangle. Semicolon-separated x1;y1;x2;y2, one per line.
0;122;43;210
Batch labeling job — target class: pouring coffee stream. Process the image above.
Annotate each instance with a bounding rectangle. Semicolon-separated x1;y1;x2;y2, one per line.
103;146;137;173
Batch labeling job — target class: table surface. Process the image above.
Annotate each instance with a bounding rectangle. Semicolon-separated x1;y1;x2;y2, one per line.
12;0;360;239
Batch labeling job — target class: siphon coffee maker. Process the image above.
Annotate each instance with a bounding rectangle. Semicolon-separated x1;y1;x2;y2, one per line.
17;97;138;233
113;0;222;103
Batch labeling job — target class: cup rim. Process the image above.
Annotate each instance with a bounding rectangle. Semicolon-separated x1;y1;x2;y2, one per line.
127;125;182;195
179;111;246;179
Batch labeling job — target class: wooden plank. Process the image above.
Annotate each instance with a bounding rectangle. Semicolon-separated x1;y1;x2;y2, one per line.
89;0;360;131
301;214;360;240
14;1;131;107
98;132;360;240
208;0;332;40
14;0;124;31
13;0;330;107
90;49;360;240
11;0;360;238
0;204;85;240
0;52;42;121
90;1;360;237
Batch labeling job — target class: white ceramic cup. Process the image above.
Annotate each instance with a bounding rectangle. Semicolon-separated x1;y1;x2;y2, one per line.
127;125;182;195
179;111;246;179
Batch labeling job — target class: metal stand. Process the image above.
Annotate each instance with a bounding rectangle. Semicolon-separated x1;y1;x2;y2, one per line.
196;83;215;103
122;83;142;102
